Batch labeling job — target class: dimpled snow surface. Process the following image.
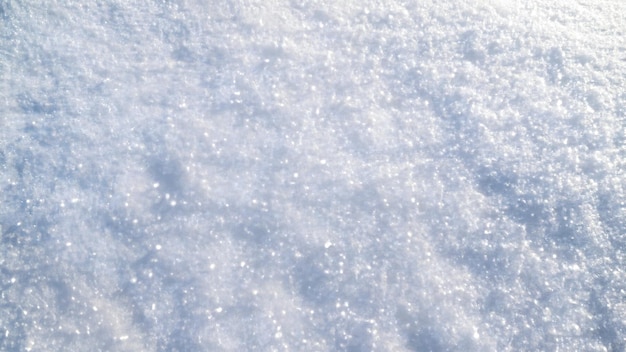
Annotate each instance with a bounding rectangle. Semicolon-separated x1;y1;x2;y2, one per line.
1;1;626;351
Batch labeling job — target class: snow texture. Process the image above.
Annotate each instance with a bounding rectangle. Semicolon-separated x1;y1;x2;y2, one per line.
1;1;626;351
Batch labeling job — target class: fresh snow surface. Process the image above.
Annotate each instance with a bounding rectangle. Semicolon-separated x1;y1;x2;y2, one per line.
1;1;626;351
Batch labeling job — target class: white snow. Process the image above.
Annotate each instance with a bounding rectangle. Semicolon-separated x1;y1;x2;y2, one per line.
1;0;626;351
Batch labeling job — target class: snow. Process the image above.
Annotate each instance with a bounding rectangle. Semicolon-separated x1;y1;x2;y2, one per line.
1;0;625;351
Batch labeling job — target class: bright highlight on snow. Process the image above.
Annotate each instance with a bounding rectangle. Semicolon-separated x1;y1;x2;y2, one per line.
1;1;625;351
